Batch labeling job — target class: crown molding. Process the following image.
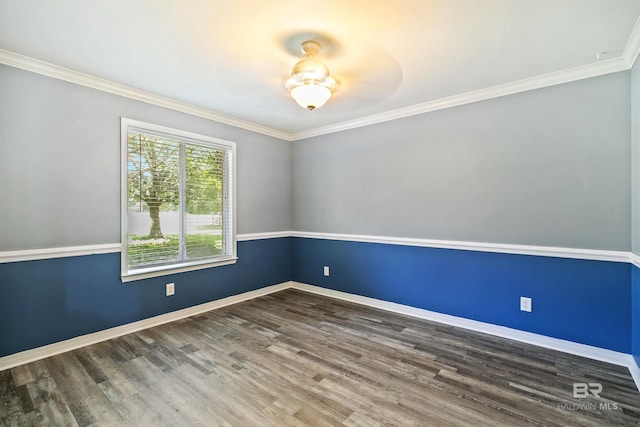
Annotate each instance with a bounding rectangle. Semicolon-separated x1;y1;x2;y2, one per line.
292;16;640;141
2;20;638;144
0;49;290;141
289;57;629;141
623;15;640;68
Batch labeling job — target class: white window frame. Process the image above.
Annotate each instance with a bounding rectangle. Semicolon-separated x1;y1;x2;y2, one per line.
120;118;237;282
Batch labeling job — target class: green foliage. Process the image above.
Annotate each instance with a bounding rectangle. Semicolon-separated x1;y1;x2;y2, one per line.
196;224;222;231
186;146;224;215
127;133;225;238
128;133;180;213
127;129;226;256
127;234;223;268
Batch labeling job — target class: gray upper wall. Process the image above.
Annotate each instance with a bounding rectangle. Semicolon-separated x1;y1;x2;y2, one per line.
1;64;632;252
293;71;631;251
0;65;292;251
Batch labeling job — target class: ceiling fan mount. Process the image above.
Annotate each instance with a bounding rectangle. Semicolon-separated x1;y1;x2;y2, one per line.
284;40;337;111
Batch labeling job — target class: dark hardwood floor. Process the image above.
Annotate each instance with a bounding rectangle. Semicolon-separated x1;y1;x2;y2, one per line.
2;288;640;426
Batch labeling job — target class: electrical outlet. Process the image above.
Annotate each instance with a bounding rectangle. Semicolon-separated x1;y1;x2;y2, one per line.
166;283;175;296
323;266;330;276
520;296;532;312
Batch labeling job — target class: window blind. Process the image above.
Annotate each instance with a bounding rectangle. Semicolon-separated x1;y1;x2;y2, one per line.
123;122;234;276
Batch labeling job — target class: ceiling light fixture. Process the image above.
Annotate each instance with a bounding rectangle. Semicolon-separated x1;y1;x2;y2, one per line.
285;40;336;111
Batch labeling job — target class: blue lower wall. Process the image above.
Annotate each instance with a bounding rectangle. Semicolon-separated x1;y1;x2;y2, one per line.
633;265;640;365
292;237;631;353
1;236;633;358
0;238;291;357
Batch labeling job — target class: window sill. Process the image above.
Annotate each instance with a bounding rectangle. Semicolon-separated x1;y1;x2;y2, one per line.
121;256;238;283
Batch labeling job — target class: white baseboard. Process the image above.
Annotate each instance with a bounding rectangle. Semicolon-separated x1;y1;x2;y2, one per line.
630;359;640;389
288;282;640;391
2;279;638;394
0;282;292;371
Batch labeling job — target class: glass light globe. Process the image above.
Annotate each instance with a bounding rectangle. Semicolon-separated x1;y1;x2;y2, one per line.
291;83;332;111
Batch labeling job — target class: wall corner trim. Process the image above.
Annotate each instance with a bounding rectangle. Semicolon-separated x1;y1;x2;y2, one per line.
630;253;640;269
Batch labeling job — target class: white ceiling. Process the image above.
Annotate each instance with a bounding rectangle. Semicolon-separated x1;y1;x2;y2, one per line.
1;0;640;139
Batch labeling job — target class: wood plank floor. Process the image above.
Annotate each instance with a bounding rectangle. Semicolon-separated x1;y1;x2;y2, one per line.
2;289;640;426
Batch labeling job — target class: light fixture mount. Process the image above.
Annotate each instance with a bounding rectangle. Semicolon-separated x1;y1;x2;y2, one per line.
285;40;336;111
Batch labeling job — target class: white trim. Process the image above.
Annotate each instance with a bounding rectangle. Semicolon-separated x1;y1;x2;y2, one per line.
288;282;640;391
0;244;121;263
631;253;640;269
291;231;630;263
0;232;293;263
291;16;640;140
0;49;290;141
121;257;238;283
289;282;630;365
1;40;636;143
623;15;640;68
237;231;293;241
0;232;632;264
630;360;640;392
120;118;130;276
289;58;628;141
0;282;292;371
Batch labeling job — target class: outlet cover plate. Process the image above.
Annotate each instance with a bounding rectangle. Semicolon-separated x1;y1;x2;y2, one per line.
520;296;532;312
166;283;175;296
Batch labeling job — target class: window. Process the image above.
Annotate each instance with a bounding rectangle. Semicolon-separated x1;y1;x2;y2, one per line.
121;118;236;281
